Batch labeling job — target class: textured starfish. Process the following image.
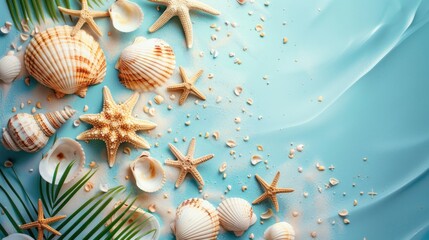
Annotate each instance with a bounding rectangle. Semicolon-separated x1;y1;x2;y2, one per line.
167;67;207;105
77;86;157;167
252;171;294;212
165;138;214;188
20;199;66;240
148;0;220;48
58;0;109;37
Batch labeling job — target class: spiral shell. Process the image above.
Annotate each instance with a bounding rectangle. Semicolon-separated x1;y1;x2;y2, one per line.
264;222;295;240
130;151;166;193
0;51;21;84
217;198;257;237
1;106;76;152
25;26;106;98
171;198;220;240
116;37;175;92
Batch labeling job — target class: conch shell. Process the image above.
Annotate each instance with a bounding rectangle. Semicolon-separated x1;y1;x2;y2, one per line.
0;51;21;84
217;198;257;236
264;222;295;240
130;151;166;193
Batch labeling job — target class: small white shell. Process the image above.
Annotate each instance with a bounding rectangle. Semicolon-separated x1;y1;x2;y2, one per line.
217;198;257;237
39;138;85;184
2;233;34;240
0;51;21;84
109;0;143;33
130;151;166;193
172;198;220;240
264;222;295;240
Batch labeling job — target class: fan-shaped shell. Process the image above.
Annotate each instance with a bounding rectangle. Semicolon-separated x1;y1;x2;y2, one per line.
264;222;295;240
1;106;75;152
116;37;175;92
130;151;166;193
25;26;106;98
217;198;257;237
0;51;21;84
2;233;34;240
39;138;85;184
109;0;143;32
172;198;220;240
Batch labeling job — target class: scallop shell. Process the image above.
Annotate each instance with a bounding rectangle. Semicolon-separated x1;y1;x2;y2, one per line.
130;151;166;193
2;233;34;240
263;222;295;240
217;198;257;237
1;106;75;152
109;0;143;32
0;51;21;84
39;138;85;184
25;26;106;98
110;201;160;240
172;198;220;240
116;37;175;92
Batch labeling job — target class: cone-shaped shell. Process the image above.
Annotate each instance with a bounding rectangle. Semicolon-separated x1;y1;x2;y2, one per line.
1;106;75;152
25;26;106;98
171;198;220;240
116;37;175;92
217;198;257;237
130;151;166;193
264;222;295;240
0;51;21;84
109;0;144;33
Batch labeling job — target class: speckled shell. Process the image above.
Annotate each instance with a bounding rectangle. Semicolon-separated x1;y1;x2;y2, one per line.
116;37;175;92
171;198;220;240
109;0;143;33
25;26;106;98
130;151;166;193
217;198;257;237
263;222;295;240
39;138;85;184
0;51;21;84
1;106;76;152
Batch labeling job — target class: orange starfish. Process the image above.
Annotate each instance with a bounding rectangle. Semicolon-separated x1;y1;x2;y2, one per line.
252;171;294;212
167;67;207;105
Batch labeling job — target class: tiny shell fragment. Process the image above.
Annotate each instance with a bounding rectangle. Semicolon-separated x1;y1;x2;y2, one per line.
338;209;348;217
226;139;237;148
234;86;243;96
219;162;227;173
251;155;262;165
4;160;13;168
154;95;164;104
329;178;339;186
260;208;273;219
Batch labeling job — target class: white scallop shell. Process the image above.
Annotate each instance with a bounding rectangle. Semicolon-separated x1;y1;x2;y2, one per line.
25;26;106;98
109;0;143;32
1;106;76;152
2;233;34;240
130;151;166;193
263;222;295;240
0;51;21;84
110;201;160;240
217;198;257;237
116;37;175;92
172;198;220;240
39;138;85;184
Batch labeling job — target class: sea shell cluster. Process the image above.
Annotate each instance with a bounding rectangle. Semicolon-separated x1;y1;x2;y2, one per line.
0;51;21;84
130;152;166;193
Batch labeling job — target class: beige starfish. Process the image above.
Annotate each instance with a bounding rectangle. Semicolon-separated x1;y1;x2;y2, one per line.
77;86;157;167
167;67;207;105
148;0;220;48
165;138;214;188
20;199;66;240
252;171;294;212
58;0;109;37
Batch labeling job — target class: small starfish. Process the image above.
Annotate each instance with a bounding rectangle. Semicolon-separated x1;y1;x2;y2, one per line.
77;86;157;167
148;0;220;48
58;0;109;37
165;138;214;188
20;199;66;240
252;171;294;212
167;67;206;105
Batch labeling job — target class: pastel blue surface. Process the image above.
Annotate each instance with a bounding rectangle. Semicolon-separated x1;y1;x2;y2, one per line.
1;0;429;239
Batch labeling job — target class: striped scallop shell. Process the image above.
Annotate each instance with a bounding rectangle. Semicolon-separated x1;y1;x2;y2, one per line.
1;106;75;153
116;37;175;92
25;26;106;98
264;222;295;240
217;198;257;237
171;198;220;240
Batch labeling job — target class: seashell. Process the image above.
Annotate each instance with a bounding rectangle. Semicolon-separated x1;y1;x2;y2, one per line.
2;233;34;240
130;151;166;193
1;106;76;152
172;198;220;240
116;37;175;92
251;155;262;165
25;26;106;98
0;51;21;84
110;201;160;240
217;198;257;237
263;222;295;240
260;208;274;220
109;0;144;33
39;138;85;184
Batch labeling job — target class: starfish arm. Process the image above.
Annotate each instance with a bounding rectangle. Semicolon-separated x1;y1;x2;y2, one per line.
186;138;196;158
91;10;110;18
57;7;81;16
168;143;186;161
38;229;43;240
125;133;151;149
175;169;188;188
178;89;190;105
275;187;295;194
43;224;62;236
193;154;214;165
255;174;270;189
270;195;280;212
103;86;116;108
190;86;206;100
123;92;140;112
189;167;205;186
148;0;169;4
38;199;44;219
79;114;100;125
76;128;100;141
190;69;204;83
81;0;88;9
43;215;67;224
20;222;39;229
167;83;186;91
131;119;157;131
179;67;190;83
106;141;120;167
188;0;221;15
165;159;181;167
86;17;103;36
149;7;175;33
177;7;193;48
272;171;281;187
71;17;86;37
252;192;268;204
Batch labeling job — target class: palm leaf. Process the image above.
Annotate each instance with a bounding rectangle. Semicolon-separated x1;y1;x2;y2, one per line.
6;0;21;31
0;224;8;236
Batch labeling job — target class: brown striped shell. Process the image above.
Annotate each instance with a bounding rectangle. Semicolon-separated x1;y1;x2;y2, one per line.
25;26;106;98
